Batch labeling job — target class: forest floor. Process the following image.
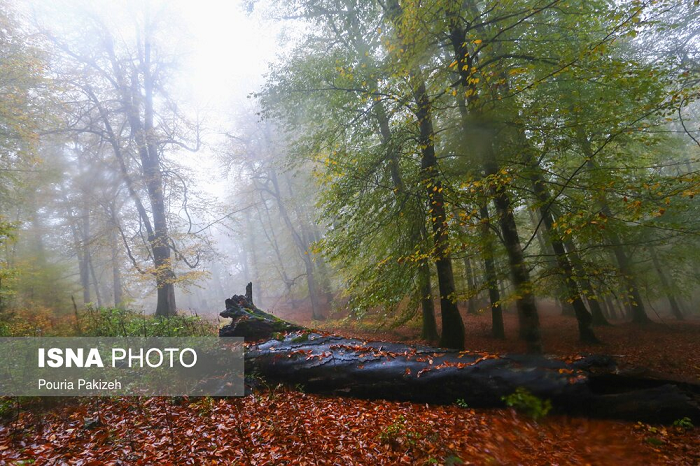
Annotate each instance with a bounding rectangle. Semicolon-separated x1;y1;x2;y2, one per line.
1;303;699;465
291;304;700;383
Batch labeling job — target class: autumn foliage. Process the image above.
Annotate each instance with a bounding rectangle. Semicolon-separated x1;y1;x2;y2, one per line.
1;390;698;465
2;313;700;465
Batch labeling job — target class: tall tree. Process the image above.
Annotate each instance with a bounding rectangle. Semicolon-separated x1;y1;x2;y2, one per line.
42;2;202;316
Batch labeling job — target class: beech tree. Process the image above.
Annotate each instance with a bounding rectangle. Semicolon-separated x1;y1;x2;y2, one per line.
259;0;699;351
260;0;452;343
41;1;202;316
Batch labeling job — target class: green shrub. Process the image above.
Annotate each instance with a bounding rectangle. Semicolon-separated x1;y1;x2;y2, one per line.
79;306;216;337
378;415;423;448
502;387;552;420
672;417;694;430
190;396;216;416
379;414;406;445
0;397;15;418
0;305;216;337
0;305;77;336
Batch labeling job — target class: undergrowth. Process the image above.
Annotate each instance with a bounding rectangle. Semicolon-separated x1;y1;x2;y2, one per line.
0;305;216;337
502;387;552;420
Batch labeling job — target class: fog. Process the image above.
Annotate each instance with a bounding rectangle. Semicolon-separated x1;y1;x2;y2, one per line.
4;0;307;317
1;0;698;332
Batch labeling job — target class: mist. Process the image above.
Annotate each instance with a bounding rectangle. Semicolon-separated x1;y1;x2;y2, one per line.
2;1;700;463
1;0;698;331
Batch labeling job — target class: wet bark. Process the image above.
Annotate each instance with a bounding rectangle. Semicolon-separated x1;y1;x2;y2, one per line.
219;288;700;424
243;334;700;424
414;80;465;350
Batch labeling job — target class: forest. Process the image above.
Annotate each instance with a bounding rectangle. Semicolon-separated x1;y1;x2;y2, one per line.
1;0;699;464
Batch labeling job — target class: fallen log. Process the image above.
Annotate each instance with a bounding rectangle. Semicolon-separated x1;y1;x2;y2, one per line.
219;284;303;341
220;286;700;423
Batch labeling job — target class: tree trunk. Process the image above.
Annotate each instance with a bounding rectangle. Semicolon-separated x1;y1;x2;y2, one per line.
607;226;649;323
382;0;463;349
303;254;324;321
376;97;439;342
219;286;303;340
254;191;292;303
560;299;576;317
603;295;618;320
414;80;464;350
484;154;541;352
101;24;177;317
445;14;540;351
244;335;700;424
269;169;324;320
88;254;103;308
285;172;333;306
63;194;90;305
142;38;177;317
219;289;700;424
499;280;509;312
525;159;598;343
528;210;572;317
418;263;439;341
650;248;684;320
109;227;123;308
562;238;610;326
462;255;477;314
479;203;505;339
578;131;649;324
539;210;598;342
76;227;90;305
582;284;609;326
304;205;334;306
601;295;615;320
